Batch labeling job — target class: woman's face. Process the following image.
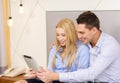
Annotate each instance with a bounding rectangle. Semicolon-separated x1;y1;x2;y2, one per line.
56;27;66;47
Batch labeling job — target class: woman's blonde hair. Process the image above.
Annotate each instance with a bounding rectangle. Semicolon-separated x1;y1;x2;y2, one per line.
52;18;78;69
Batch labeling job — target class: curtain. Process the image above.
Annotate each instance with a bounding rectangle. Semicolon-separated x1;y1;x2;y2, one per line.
0;0;7;74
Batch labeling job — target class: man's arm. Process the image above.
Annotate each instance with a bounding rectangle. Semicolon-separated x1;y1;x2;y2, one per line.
59;42;120;82
36;69;59;82
38;40;120;82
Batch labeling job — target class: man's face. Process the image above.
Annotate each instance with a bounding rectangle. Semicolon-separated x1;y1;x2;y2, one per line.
76;24;94;44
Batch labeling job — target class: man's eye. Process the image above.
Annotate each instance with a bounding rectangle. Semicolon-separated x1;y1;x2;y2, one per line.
79;32;84;34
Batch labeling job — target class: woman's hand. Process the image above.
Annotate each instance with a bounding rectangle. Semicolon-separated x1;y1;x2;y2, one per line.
26;68;37;79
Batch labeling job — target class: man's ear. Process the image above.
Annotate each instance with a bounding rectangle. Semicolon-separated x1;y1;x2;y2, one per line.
91;27;97;34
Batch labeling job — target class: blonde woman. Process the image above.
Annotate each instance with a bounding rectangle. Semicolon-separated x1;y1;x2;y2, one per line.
15;18;90;83
47;18;90;73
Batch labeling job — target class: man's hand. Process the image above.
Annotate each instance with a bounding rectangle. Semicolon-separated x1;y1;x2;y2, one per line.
36;68;59;83
49;41;55;49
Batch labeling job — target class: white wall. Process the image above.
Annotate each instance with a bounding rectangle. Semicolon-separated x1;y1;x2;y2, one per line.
10;0;120;67
10;0;46;67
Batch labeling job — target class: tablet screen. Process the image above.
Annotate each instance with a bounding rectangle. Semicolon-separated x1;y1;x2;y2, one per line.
23;55;40;71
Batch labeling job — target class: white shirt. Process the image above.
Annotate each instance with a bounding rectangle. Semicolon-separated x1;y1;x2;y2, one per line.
59;32;120;83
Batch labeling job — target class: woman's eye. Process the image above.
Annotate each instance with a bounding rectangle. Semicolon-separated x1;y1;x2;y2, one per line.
56;34;59;36
61;34;65;37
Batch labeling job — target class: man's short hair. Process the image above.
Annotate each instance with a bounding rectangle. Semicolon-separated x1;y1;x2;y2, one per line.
76;11;100;30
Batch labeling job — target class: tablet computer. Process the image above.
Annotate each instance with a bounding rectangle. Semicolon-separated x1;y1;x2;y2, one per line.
23;55;41;71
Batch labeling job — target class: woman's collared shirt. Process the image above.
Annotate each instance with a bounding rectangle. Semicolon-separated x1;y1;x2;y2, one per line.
48;41;90;73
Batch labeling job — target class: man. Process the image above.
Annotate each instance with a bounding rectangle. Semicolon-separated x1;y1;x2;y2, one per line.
37;11;120;83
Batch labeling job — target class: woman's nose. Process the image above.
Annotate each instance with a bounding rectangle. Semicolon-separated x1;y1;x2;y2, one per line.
59;38;63;42
58;37;63;41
